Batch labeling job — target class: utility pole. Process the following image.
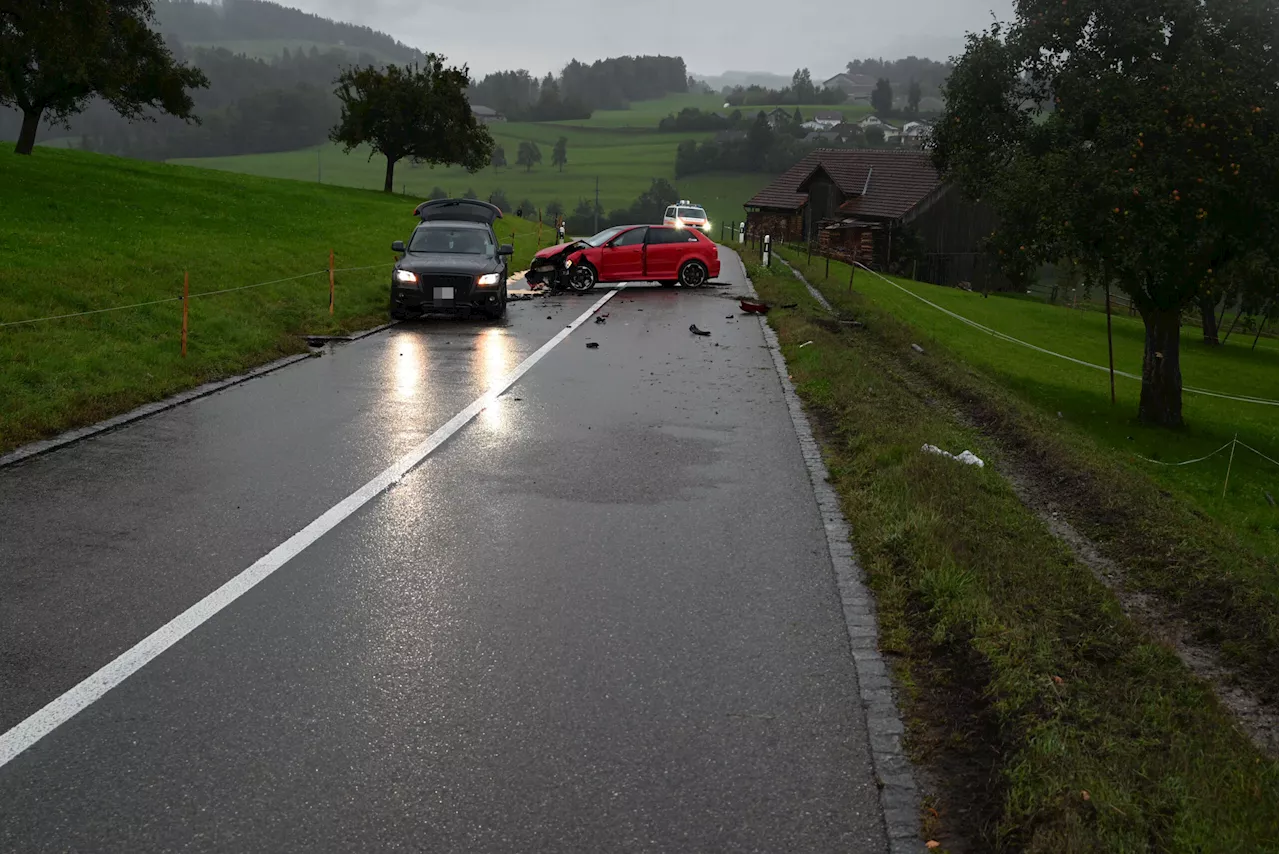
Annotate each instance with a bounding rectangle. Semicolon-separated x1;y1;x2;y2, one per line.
593;176;599;234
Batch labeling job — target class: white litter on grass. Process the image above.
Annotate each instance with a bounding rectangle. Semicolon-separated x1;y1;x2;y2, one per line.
922;444;985;468
798;340;814;348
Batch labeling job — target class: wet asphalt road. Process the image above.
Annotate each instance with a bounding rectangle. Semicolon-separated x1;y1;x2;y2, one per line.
0;247;886;852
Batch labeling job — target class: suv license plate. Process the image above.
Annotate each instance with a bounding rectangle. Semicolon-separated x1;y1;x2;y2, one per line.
433;287;454;299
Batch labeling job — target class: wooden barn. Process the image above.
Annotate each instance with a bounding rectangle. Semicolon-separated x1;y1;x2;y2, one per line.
743;149;1005;289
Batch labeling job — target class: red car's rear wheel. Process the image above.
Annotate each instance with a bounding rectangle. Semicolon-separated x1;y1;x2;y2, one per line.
679;260;709;288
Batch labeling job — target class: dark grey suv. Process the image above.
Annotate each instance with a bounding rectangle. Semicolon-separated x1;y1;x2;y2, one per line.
390;199;514;321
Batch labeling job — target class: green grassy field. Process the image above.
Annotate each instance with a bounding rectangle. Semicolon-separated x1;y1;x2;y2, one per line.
0;147;545;454
172;116;776;235
749;259;1278;852
778;248;1279;558
170;94;876;235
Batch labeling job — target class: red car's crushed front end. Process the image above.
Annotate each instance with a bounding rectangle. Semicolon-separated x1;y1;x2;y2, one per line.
527;241;586;286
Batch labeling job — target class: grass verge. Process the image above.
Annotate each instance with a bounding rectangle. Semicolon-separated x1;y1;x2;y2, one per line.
773;249;1278;697
747;259;1277;852
0;147;544;455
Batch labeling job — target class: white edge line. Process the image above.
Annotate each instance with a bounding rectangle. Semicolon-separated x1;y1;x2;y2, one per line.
0;286;623;769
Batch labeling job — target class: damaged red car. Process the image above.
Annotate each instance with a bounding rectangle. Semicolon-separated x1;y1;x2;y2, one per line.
526;224;720;291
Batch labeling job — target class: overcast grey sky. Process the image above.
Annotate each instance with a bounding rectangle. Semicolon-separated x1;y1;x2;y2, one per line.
280;0;1014;78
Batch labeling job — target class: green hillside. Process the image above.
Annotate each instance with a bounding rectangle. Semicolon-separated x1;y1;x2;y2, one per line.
0;148;544;454
171;97;801;231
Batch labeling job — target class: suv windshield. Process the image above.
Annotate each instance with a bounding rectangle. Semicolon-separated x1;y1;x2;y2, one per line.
677;207;706;220
409;227;493;255
581;226;627;247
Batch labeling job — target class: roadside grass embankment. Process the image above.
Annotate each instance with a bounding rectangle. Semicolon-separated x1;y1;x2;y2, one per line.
771;248;1278;701
0;147;544;456
775;249;1279;560
747;259;1278;853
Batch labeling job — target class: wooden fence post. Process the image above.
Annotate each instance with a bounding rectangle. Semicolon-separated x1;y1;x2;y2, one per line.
181;270;189;358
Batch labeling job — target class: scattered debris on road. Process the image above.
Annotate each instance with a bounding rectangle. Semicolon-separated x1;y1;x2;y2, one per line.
798;340;813;348
585;342;599;349
740;299;770;314
595;316;607;324
922;444;984;468
781;303;798;309
689;324;711;336
911;343;926;354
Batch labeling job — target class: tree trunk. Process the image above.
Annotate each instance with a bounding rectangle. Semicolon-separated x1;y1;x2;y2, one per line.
14;108;41;155
382;156;396;193
1138;307;1183;427
1198;294;1220;345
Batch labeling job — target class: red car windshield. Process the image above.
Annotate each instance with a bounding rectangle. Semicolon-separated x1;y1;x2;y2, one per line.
580;226;627;247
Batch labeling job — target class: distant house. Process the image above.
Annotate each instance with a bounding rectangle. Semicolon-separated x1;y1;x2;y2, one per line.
900;121;932;147
822;72;877;102
857;114;895;130
801;111;843;132
765;107;793;128
742;148;1005;289
470;105;506;124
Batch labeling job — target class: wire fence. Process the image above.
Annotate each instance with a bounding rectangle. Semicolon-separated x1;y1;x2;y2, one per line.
0;223;566;338
0;262;396;331
1132;435;1278;499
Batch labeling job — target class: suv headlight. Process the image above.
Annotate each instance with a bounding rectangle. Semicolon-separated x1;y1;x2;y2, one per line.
477;273;501;286
564;259;573;269
395;269;418;284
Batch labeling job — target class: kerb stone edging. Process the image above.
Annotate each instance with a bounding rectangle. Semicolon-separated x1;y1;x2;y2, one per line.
741;255;925;854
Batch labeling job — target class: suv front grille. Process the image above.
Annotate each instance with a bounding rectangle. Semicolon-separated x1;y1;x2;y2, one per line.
420;274;474;292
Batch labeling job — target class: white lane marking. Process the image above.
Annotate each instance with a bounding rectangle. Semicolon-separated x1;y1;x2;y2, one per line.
0;286;623;770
